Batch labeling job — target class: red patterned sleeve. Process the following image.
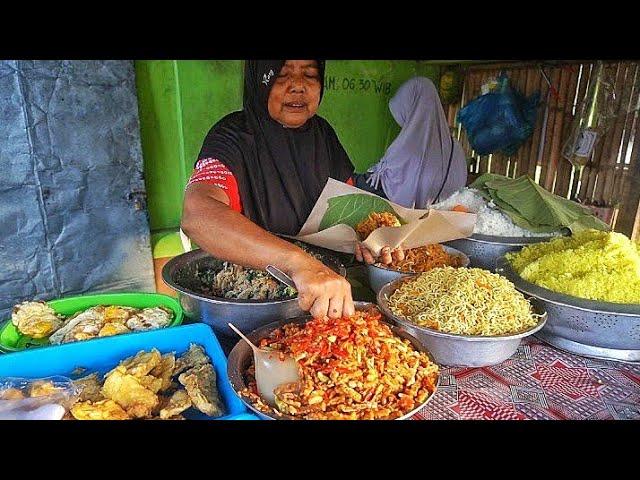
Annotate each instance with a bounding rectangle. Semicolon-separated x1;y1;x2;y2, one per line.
187;158;243;213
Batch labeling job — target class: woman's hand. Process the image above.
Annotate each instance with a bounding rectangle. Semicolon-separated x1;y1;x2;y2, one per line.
288;256;355;320
183;183;355;320
355;243;404;265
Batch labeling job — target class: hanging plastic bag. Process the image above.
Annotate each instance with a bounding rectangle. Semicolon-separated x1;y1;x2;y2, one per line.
457;73;540;156
0;376;80;420
562;61;639;167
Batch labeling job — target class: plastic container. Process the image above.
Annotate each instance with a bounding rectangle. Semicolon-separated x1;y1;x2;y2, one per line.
0;292;184;353
0;323;248;420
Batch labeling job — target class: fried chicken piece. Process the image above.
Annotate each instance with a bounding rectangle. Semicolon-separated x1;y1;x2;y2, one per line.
29;381;66;398
178;364;224;417
173;344;209;377
138;374;163;394
159;389;192;419
102;370;159;419
73;373;105;403
98;322;132;338
0;388;25;400
70;399;130;420
126;307;173;332
354;211;401;240
150;353;176;392
116;349;162;378
11;301;63;338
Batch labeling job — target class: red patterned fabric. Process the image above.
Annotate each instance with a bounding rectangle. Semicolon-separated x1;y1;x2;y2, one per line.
187;158;354;215
411;337;640;420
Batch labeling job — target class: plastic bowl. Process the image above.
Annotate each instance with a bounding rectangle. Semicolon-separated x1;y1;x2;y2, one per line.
0;323;248;420
0;292;183;353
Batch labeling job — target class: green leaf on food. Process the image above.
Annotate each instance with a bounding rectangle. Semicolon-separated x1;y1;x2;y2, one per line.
471;174;609;234
469;173;508;191
319;194;403;231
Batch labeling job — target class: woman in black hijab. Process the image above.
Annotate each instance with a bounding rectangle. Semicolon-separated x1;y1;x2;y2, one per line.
182;60;357;319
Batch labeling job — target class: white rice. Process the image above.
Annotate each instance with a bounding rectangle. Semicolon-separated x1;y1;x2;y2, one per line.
431;188;556;237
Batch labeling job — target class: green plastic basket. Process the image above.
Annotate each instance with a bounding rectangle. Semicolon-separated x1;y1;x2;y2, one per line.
0;292;184;353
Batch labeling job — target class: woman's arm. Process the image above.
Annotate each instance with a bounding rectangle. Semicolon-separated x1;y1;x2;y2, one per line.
181;183;355;319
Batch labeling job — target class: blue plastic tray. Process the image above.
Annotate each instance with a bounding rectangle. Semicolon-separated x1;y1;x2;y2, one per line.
0;323;250;420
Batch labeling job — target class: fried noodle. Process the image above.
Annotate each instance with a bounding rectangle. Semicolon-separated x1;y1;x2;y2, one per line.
387;267;540;336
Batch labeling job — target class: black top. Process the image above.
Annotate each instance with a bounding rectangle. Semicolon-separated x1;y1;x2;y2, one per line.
197;60;355;235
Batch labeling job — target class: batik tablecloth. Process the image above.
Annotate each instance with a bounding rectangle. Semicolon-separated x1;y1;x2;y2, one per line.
412;337;640;420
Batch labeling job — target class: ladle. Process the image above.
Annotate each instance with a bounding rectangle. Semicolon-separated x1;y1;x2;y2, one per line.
228;322;300;408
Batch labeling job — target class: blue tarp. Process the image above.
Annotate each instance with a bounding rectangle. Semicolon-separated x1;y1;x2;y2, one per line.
0;60;155;319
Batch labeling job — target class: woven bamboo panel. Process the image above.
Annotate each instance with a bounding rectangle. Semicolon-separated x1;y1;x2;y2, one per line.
449;61;640;237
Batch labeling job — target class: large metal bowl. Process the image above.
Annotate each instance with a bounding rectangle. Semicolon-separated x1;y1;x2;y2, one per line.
444;233;556;272
227;302;440;420
162;245;346;341
496;257;640;363
366;245;470;295
377;275;547;367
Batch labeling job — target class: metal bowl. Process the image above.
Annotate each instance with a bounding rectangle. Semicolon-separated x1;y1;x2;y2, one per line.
444;233;556;272
366;245;470;295
162;245;346;342
227;302;440;420
377;275;548;367
496;257;640;363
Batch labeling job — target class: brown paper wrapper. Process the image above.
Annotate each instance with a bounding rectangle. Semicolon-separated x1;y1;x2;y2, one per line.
294;178;477;255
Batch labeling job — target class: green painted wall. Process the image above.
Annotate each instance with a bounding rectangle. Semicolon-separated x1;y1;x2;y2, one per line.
135;60;440;233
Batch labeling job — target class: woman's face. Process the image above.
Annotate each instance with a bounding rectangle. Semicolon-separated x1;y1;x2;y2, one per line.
267;60;321;128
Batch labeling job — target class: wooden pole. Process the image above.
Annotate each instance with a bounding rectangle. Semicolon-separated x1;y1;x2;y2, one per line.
612;63;640;204
615;95;640;236
593;63;624;205
602;62;634;205
554;66;580;197
544;67;572;192
539;67;562;185
582;63;616;204
527;69;546;179
517;68;537;177
570;63;594;200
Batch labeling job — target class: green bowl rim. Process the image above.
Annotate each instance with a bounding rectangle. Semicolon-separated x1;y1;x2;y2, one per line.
0;292;184;353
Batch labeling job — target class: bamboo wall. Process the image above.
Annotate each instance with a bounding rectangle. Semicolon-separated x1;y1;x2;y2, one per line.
445;61;640;238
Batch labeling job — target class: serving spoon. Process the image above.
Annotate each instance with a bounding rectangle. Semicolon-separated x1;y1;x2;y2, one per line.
265;265;296;289
228;322;300;408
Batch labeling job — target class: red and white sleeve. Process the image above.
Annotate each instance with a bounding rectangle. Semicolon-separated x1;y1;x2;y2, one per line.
187;158;243;213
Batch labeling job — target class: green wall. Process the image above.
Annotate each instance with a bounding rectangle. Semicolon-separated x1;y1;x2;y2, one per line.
135;60;440;233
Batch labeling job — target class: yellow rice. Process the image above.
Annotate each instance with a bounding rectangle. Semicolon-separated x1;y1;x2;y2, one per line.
506;229;640;304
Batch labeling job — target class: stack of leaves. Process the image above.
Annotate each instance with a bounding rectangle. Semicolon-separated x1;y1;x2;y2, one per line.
470;173;610;234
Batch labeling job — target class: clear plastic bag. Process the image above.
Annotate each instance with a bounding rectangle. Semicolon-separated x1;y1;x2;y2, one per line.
562;61;640;167
0;376;80;420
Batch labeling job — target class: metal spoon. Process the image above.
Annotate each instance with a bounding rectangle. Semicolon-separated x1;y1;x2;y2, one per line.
228;322;300;408
265;265;296;289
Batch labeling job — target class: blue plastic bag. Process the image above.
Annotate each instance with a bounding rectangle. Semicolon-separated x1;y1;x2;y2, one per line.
457;73;540;156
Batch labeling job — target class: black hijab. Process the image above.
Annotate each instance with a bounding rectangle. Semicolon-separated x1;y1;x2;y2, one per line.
197;60;354;235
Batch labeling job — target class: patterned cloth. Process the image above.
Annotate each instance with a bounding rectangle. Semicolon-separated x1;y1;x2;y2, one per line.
412;337;640;420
